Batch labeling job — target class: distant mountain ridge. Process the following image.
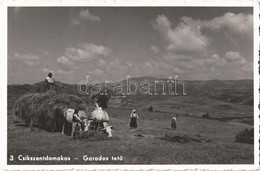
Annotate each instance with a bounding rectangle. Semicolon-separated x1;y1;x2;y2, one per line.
8;77;254;106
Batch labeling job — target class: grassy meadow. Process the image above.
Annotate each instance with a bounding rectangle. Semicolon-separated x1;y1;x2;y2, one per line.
7;79;254;164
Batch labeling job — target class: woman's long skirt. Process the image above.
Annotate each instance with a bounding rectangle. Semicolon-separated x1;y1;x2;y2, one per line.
130;117;137;128
171;120;177;130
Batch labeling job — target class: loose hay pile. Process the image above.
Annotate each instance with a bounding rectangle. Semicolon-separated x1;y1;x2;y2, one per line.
14;90;89;132
160;133;212;143
77;131;109;141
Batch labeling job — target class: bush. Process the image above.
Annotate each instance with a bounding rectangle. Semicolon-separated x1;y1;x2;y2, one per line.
148;106;153;112
235;128;254;144
184;113;193;117
202;112;211;119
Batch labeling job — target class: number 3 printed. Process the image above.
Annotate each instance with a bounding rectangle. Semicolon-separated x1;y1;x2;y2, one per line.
9;155;13;161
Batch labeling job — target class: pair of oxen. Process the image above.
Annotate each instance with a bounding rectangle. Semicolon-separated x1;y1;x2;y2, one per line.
62;104;113;140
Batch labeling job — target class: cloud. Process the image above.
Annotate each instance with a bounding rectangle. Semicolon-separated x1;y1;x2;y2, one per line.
152;15;171;35
87;58;181;80
13;53;41;66
57;56;77;69
14;53;39;60
242;62;253;73
224;51;247;65
205;54;227;67
64;43;111;62
204;12;253;37
44;51;51;57
181;13;253;38
142;60;181;76
79;9;101;22
89;69;104;76
163;51;252;79
144;61;152;68
42;68;73;76
24;61;38;66
97;59;106;68
81;49;252;81
42;68;54;74
43;42;111;82
72;9;101;25
86;59;132;80
56;69;73;75
152;12;252;54
152;15;209;53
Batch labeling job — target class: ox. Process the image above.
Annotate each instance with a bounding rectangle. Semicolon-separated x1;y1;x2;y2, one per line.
62;108;88;140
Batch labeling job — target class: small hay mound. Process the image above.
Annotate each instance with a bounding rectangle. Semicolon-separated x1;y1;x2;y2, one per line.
78;131;109;141
159;134;212;143
13;91;89;132
235;128;254;144
134;133;145;137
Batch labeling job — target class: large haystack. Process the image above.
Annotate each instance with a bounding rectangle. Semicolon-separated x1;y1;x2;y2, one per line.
14;90;89;132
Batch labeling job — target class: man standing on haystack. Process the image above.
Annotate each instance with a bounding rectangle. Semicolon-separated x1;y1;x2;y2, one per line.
45;72;54;91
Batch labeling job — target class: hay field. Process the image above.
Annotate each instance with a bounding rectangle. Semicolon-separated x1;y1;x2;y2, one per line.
7;80;254;164
8;107;253;164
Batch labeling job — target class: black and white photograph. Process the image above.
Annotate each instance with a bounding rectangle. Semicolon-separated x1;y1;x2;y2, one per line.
2;1;259;169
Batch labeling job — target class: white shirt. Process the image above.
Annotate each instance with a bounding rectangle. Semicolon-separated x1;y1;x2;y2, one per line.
130;113;138;118
90;108;109;121
46;76;54;83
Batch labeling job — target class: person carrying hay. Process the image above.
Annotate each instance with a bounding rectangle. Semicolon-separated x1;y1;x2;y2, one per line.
129;109;138;129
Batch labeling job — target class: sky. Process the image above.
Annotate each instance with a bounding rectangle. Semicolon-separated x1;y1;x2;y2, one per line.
8;7;254;84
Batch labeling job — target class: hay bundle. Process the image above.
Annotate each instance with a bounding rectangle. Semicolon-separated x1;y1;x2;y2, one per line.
14;91;89;132
77;131;109;141
159;134;212;143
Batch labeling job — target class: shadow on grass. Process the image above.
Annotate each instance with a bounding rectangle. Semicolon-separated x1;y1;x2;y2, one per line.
77;131;120;141
13;123;27;127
